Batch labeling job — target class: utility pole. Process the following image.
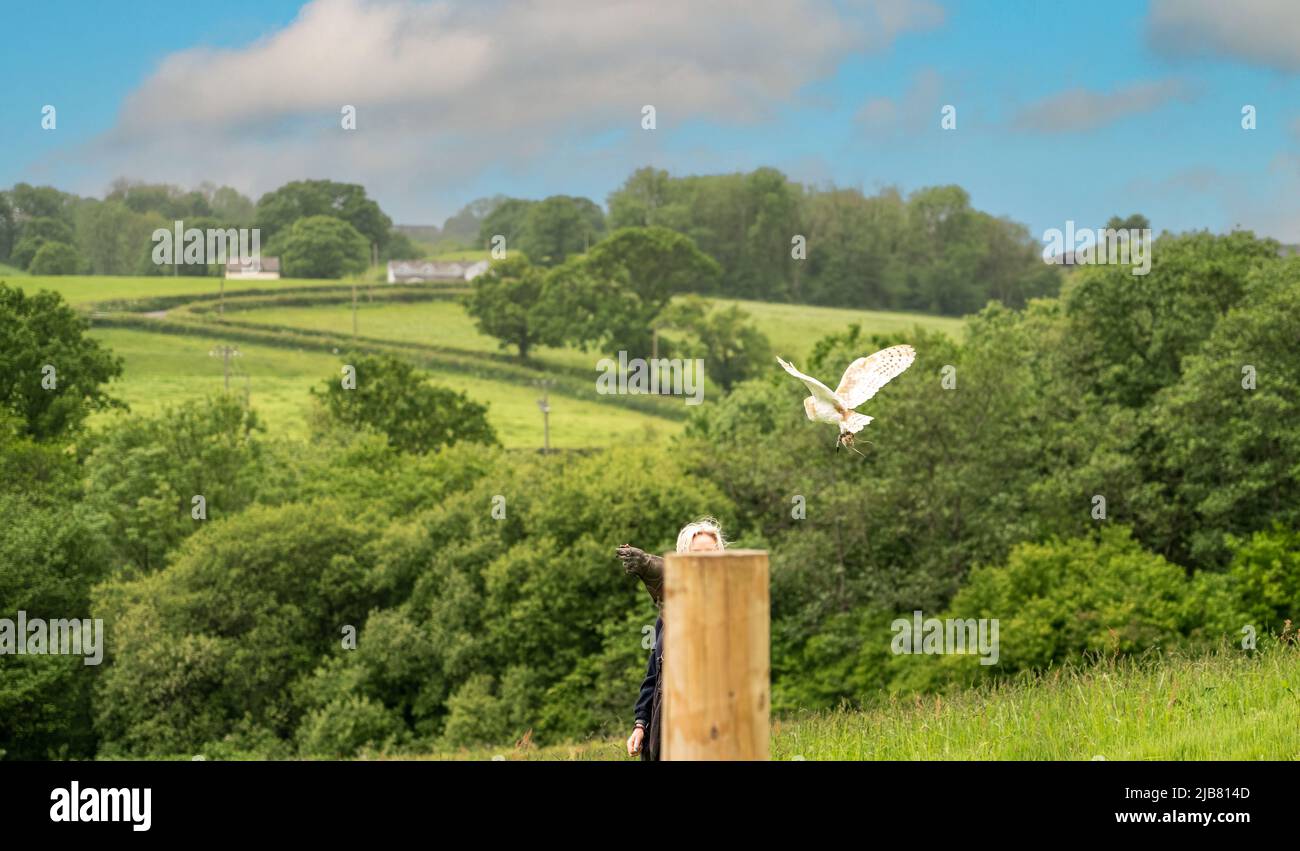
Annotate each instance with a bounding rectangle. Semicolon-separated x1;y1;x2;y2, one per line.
370;243;378;302
208;345;241;392
534;378;555;454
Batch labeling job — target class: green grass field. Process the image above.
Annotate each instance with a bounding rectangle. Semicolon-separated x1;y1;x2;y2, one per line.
16;272;967;448
210;293;963;366
87;327;678;448
13;274;351;306
716;298;964;358
409;646;1300;760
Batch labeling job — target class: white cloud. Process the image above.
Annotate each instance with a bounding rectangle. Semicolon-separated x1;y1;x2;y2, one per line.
74;0;944;220
1011;79;1197;134
855;68;943;136
1147;0;1300;72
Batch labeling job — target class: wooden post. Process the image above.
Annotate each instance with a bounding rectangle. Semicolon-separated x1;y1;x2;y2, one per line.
662;549;770;760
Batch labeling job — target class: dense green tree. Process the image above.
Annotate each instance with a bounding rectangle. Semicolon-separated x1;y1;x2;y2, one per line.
380;230;424;262
464;255;554;359
1063;230;1280;409
1142;258;1300;564
18;216;74;246
478;198;533;251
255;179;392;249
0;491;114;758
657;295;772;390
0;422;113;759
9;183;79;224
606;167;675;229
579;226;721;352
105;180;212;220
799;186;908;307
1106;213;1151;232
83;395;264;573
204;184;256;224
0;284;122;440
10;236;46;270
605;168;1058;313
92;500;388;756
442;195;506;245
1225;527;1300;633
74;200;165;276
534;258;643;353
27;241;80;275
0;191;14;261
517;195;605;265
278;215;370;279
312;354;498;453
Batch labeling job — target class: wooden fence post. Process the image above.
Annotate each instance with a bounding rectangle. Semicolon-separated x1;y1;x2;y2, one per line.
662;549;770;760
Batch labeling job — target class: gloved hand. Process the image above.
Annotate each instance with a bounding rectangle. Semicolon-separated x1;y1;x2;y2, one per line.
617;544;665;607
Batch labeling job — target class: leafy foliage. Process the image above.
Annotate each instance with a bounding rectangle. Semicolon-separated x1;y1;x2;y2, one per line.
28;241;81;275
312;354;498;453
658;295;772;390
0;283;123;440
464;255;555;359
83;395;264;573
278;215;370;279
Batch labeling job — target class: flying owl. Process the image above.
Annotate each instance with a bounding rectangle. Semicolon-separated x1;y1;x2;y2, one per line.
777;345;915;452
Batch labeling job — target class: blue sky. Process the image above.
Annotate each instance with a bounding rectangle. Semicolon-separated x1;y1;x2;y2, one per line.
3;0;1298;241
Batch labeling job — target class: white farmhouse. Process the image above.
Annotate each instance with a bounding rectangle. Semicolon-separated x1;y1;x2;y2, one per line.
386;259;490;284
224;256;281;280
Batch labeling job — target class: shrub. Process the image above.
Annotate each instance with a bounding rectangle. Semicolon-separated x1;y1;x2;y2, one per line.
28;240;80;275
296;694;407;758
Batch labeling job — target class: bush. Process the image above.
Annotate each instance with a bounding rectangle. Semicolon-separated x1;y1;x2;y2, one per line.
83;395;263;573
1226;527;1300;632
311;353;498;453
296;694;407;758
27;240;80;275
10;235;47;270
92;500;387;757
932;527;1201;675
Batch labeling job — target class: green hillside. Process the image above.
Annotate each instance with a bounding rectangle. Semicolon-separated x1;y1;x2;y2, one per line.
11;273;963;447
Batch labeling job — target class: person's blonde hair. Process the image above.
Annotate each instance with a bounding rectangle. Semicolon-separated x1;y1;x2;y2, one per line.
675;517;727;553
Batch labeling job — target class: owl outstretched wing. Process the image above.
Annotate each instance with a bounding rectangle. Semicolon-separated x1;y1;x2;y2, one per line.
777;356;843;423
834;344;916;410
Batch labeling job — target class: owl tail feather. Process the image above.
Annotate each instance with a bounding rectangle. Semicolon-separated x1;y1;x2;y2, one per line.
842;413;873;434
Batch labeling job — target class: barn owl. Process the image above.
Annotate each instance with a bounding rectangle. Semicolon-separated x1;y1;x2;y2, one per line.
777;345;915;452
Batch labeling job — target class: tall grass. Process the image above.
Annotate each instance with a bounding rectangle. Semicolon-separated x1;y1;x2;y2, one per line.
403;646;1300;760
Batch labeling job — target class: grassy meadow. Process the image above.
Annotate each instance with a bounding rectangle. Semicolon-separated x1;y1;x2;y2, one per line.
410;646;1300;761
12;272;963;447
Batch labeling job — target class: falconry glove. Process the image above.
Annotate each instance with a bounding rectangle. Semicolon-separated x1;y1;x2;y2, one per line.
617;544;665;608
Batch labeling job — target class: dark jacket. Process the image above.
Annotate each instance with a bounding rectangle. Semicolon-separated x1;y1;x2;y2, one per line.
634;615;664;761
619;545;666;761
